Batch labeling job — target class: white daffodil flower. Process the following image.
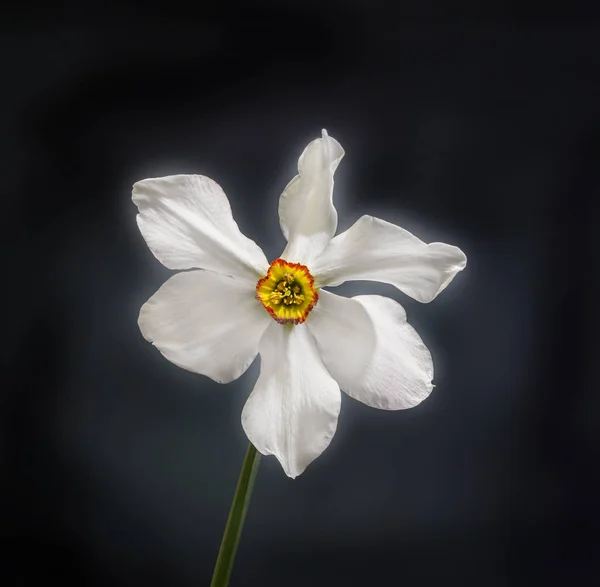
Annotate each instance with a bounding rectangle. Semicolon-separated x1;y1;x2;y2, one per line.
133;130;466;478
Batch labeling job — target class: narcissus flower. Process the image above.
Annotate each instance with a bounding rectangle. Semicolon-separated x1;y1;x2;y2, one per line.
133;130;466;478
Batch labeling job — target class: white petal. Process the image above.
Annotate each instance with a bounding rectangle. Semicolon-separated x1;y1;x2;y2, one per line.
279;129;344;264
133;175;269;281
138;270;270;384
306;290;376;390
241;322;341;478
346;295;434;410
311;215;467;303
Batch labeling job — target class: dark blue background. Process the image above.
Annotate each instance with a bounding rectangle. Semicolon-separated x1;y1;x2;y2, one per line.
3;4;599;586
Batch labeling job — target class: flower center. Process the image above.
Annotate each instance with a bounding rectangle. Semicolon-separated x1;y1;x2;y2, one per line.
256;259;318;324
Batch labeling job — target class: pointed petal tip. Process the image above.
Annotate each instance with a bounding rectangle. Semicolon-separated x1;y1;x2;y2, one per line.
280;459;302;479
244;432;302;479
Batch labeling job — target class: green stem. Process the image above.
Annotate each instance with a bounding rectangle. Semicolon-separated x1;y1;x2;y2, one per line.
210;442;261;587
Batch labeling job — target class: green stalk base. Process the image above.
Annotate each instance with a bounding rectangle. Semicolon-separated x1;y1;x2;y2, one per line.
210;442;261;587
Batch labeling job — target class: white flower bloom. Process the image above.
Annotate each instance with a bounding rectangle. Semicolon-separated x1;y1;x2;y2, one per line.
133;130;467;478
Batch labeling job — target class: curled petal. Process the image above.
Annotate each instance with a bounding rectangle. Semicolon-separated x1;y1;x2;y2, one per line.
139;270;270;383
242;323;341;478
311;215;467;303
133;175;269;282
279;129;344;264
345;295;434;410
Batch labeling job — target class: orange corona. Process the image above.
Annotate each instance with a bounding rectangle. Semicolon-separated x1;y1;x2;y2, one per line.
256;258;318;324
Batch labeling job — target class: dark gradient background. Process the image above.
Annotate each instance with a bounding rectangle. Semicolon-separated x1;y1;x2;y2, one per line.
3;5;599;586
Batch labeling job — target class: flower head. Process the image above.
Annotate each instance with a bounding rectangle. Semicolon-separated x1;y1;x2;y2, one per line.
133;130;466;478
